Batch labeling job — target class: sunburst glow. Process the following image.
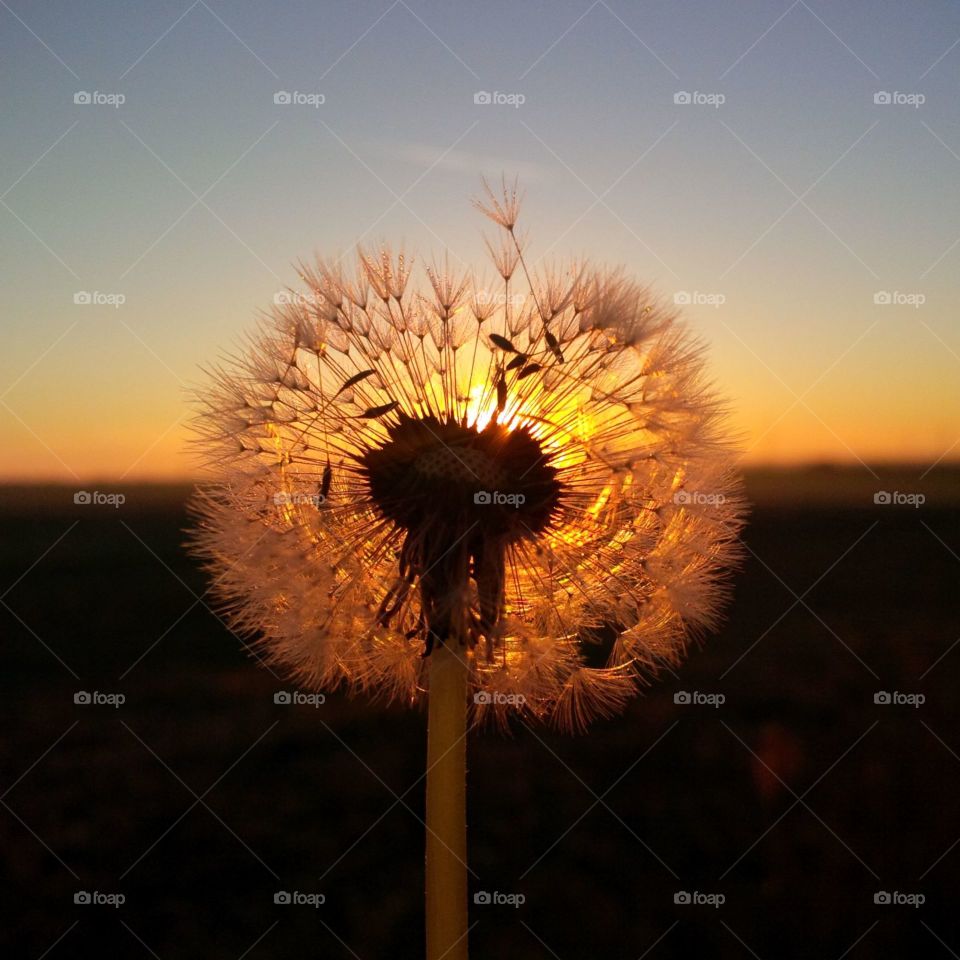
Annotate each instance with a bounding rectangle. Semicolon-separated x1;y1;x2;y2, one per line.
190;180;746;730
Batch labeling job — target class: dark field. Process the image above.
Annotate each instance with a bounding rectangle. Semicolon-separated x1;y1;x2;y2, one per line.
2;467;959;959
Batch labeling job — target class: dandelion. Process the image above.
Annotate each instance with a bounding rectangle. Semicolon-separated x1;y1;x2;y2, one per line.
190;178;745;959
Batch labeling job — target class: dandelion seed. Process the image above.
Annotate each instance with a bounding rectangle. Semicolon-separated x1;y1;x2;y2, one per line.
483;231;521;281
473;174;524;232
190;185;745;731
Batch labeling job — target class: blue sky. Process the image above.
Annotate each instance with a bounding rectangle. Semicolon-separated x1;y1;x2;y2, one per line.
1;0;958;478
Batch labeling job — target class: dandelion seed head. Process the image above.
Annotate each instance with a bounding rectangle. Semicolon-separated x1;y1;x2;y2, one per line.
189;183;746;730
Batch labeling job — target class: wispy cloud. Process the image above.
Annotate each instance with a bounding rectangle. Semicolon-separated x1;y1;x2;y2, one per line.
382;141;550;182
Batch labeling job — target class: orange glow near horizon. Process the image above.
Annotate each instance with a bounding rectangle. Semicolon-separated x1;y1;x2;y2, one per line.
1;383;956;483
3;2;959;485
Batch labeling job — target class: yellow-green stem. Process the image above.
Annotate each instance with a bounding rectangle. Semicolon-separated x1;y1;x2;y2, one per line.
425;640;469;960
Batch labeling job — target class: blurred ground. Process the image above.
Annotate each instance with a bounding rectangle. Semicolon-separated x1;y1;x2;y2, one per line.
1;466;959;959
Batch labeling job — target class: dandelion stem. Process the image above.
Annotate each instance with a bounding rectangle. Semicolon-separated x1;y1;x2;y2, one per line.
425;639;469;960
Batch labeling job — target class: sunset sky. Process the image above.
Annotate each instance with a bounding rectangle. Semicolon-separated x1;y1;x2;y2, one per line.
2;0;958;481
